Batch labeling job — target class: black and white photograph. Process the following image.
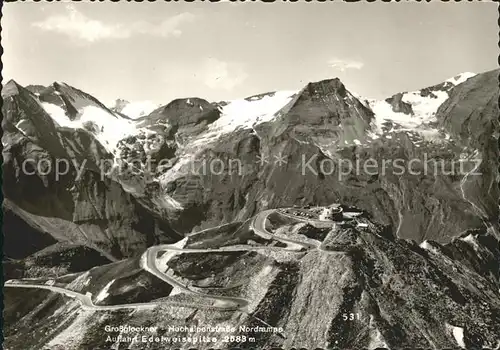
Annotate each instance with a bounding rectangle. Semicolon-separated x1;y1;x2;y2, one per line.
1;2;499;349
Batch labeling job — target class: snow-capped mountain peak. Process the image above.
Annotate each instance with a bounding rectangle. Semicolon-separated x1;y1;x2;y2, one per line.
191;90;297;146
34;83;141;155
110;99;160;119
368;72;477;139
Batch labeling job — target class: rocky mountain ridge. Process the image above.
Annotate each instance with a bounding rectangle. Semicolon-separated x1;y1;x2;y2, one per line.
2;70;499;261
2;69;499;350
3;206;500;349
2;81;182;261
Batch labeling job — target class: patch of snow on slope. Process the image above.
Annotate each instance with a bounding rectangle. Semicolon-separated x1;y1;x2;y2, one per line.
80;106;138;151
402;90;449;122
368;315;389;349
419;240;441;255
449;325;466;348
95;279;115;303
40;102;139;154
369;90;447;136
460;233;480;251
40;102;71;127
121;101;159;119
159;90;297;185
192;90;297;145
446;72;476;86
369;72;475;138
369;95;445;143
14;119;31;136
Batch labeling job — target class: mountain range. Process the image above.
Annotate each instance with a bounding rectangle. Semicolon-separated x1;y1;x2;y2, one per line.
2;69;499;349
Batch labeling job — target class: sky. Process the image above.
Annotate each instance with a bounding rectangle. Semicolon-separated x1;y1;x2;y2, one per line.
2;2;498;105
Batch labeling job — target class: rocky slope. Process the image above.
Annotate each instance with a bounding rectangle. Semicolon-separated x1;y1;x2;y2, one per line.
3;70;498;255
2;81;182;261
154;70;499;242
3;208;500;349
2;69;499;349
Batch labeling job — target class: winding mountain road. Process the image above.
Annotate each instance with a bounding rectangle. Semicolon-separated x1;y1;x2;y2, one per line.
4;281;159;311
5;207;340;312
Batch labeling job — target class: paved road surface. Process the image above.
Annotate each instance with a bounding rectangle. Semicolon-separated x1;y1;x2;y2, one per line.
5;207;340;312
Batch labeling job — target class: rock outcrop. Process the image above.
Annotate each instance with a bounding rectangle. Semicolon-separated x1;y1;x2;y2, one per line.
2;81;182;260
4;209;500;349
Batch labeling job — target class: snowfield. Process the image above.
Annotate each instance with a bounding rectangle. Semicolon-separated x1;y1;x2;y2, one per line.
446;72;476;86
120;101;159;119
39;72;477;175
95;279;115;303
40;102;141;154
192;90;297;146
369;72;476;139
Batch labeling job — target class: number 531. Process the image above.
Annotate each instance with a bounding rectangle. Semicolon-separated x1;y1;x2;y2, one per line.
342;313;361;321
